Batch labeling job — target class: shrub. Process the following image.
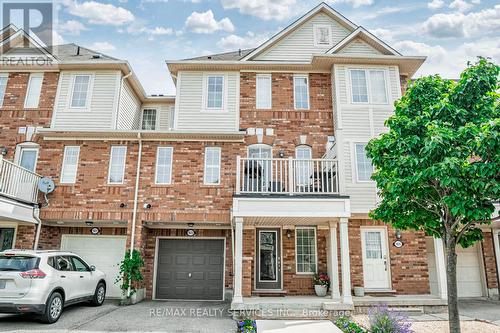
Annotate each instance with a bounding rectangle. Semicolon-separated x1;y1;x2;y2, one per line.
368;305;413;333
237;319;256;333
116;249;145;298
334;316;367;333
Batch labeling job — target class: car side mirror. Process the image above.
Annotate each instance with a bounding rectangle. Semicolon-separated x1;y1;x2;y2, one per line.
90;265;96;271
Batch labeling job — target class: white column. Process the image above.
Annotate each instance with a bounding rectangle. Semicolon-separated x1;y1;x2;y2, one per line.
434;237;448;300
233;217;244;304
329;222;340;299
339;217;352;304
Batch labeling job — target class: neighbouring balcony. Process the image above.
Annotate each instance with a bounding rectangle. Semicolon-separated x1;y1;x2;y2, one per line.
0;156;41;204
235;157;339;196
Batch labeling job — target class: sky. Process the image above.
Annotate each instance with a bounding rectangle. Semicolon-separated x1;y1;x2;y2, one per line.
49;0;500;95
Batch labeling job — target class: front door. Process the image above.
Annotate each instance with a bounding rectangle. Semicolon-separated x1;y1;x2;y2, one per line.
256;228;281;290
361;228;391;290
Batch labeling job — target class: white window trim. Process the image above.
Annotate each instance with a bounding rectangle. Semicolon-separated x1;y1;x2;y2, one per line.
155;146;173;185
202;74;227;112
69;74;93;109
60;146;80;184
24;73;43;109
293;74;310;110
107;146;127;185
247;144;273;157
256;73;272;110
354;142;374;183
14;143;39;172
0;73;9;108
295;226;318;275
140;108;158;131
348;68;389;105
313;24;333;47
203;147;221;185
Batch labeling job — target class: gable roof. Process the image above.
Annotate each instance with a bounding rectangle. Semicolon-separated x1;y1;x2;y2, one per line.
327;27;401;56
241;2;357;61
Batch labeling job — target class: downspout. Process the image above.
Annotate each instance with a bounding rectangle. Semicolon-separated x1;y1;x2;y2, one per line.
230;210;235;297
115;72;133;129
33;205;41;250
127;132;142;298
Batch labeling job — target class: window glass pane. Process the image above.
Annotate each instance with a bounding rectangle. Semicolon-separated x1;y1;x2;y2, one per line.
141;109;157;130
0;228;15;251
316;26;330;44
355;144;373;181
155;147;173;184
295;146;312;186
25;75;43;108
296;228;317;273
350;70;368;103
71;257;89;272
0;75;8;107
369;70;388;103
294;77;309;109
204;147;221;184
0;255;37;271
365;232;382;259
71;75;90;107
20;149;37;172
56;256;74;271
259;231;277;281
61;146;80;183
108;146;127;184
256;74;272;109
207;76;223;109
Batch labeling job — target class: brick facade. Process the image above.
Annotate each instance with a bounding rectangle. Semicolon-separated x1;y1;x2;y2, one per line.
482;231;499;291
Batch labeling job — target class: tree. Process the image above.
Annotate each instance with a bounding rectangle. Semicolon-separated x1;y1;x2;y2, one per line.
366;58;500;333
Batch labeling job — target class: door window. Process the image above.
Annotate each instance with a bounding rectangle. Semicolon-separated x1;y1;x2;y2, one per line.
19;148;38;172
259;231;277;282
365;231;383;259
56;256;74;271
71;257;90;272
0;228;15;251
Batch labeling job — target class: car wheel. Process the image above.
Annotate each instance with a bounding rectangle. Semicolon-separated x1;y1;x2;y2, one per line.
91;282;106;306
41;292;64;324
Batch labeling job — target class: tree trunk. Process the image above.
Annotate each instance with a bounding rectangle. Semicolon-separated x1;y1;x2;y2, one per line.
445;240;461;333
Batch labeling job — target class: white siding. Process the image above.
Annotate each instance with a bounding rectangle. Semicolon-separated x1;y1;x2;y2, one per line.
337;38;382;56
142;102;175;131
255;13;351;61
333;64;402;213
52;71;120;130
117;80;140;130
174;71;239;132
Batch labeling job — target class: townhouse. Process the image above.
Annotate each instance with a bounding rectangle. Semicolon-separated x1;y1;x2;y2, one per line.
0;2;499;314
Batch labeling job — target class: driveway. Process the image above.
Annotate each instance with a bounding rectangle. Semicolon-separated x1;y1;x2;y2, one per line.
459;298;500;325
0;300;236;332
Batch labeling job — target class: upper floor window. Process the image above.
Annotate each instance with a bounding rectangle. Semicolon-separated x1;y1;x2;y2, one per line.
293;75;309;110
70;74;91;108
0;74;8;107
350;69;388;104
256;74;272;109
206;75;224;109
108;146;127;184
60;146;80;184
355;143;374;182
141;108;157;130
24;73;43;108
204;147;221;185
314;25;332;46
155;147;173;185
18;146;39;172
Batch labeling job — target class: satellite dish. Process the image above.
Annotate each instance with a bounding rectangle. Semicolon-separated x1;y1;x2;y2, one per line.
38;177;55;194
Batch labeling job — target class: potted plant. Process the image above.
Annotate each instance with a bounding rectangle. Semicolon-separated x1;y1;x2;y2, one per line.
116;249;145;305
313;272;330;297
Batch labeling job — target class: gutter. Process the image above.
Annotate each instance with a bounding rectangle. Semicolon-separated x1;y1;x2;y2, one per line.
128;132;142;297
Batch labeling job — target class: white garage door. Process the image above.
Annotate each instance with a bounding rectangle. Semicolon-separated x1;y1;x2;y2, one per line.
61;235;127;298
456;244;484;298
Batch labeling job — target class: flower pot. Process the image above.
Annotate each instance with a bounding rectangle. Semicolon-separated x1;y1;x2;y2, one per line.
314;284;328;297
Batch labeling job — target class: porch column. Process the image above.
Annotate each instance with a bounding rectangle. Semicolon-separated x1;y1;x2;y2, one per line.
339;217;352;304
328;222;340;299
434;237;448;300
233;217;244;304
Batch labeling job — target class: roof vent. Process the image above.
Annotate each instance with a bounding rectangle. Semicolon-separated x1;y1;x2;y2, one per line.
92;54;102;59
207;56;212;59
76;46;80;56
238;49;241;56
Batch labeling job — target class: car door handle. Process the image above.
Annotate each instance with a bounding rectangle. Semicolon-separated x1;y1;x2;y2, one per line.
60;275;66;278
80;276;84;278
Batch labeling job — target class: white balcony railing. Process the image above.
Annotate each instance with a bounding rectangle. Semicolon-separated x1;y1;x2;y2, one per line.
236;157;339;195
0;156;41;204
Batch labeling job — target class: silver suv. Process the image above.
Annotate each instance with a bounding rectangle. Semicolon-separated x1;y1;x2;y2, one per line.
0;250;107;323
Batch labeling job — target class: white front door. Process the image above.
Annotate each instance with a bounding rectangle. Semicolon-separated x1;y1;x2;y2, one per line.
361;228;391;290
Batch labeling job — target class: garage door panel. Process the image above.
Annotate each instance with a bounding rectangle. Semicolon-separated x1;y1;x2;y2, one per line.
456;244;484;297
155;239;224;300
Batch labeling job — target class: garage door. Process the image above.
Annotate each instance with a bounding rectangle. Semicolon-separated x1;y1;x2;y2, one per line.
155;239;224;300
456;244;484;297
61;235;127;298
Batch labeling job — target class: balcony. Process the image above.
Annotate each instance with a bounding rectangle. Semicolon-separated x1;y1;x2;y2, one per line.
0;156;41;204
235;157;339;196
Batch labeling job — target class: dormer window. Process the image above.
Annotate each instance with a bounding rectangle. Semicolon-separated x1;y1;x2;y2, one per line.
314;25;332;46
141;108;157;130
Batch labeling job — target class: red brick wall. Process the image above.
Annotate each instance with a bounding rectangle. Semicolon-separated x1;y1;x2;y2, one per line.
37;225;126;250
14;224;36;249
482;231;499;290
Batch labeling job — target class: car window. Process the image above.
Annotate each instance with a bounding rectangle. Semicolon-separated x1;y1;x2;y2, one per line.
0;256;38;272
56;256;74;271
71;256;89;272
47;256;57;269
